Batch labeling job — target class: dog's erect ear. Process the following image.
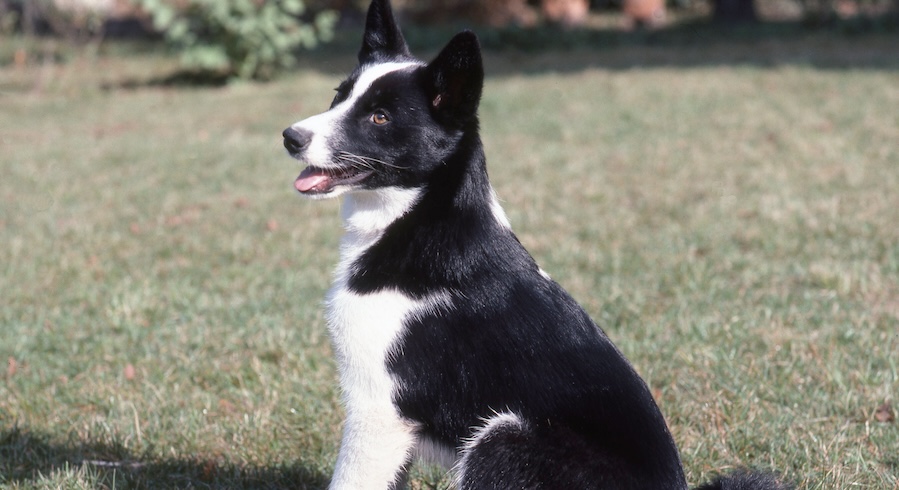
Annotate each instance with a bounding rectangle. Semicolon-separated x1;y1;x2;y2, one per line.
425;31;484;126
359;0;411;63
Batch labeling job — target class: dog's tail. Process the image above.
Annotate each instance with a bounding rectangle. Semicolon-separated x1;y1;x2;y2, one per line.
693;470;792;490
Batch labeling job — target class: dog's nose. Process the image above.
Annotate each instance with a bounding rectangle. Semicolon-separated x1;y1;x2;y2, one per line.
283;127;312;154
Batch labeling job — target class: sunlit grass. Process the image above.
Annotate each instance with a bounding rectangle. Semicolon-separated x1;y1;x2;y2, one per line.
2;34;897;489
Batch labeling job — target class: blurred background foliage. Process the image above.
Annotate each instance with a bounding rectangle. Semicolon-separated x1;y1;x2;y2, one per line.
0;0;897;78
134;0;338;80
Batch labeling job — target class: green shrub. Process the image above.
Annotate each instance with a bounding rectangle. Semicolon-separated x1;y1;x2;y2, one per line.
138;0;337;81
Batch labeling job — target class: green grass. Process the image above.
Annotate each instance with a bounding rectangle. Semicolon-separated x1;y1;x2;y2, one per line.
2;33;898;489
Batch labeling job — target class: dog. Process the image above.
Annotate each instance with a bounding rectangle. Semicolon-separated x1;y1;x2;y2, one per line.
282;1;790;488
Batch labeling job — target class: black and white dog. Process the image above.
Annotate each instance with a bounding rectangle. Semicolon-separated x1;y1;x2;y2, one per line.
283;1;789;488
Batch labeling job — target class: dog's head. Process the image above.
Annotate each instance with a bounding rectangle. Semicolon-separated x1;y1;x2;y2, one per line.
283;0;484;199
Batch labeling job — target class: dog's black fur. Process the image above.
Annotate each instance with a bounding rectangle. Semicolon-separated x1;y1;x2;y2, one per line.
283;1;791;488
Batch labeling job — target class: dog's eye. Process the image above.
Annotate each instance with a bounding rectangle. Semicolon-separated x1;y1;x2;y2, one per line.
370;111;390;126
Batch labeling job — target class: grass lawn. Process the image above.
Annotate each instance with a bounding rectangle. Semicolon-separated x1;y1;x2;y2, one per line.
1;31;898;489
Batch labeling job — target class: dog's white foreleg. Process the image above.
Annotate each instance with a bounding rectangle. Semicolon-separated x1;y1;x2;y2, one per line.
325;286;426;490
329;404;416;490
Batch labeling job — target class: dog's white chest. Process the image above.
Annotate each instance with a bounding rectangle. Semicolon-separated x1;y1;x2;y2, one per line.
324;188;430;400
324;258;451;401
325;282;416;393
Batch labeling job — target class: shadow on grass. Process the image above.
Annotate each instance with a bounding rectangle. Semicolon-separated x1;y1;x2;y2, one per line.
100;70;234;91
0;426;329;489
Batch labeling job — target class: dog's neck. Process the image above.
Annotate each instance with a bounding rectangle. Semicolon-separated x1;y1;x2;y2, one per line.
340;187;422;239
332;187;421;286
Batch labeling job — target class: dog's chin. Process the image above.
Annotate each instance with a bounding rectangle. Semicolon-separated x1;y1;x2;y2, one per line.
294;165;374;199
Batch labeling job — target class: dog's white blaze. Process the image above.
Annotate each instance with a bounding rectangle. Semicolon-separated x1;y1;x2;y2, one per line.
289;61;422;169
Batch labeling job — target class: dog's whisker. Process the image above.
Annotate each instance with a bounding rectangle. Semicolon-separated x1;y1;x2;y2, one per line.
337;151;403;169
338;153;375;167
339;155;377;171
336;153;371;168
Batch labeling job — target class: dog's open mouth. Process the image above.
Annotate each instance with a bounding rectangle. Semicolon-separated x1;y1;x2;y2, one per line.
294;165;373;194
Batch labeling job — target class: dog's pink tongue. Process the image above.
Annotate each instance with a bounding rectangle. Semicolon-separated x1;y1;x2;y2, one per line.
295;167;330;193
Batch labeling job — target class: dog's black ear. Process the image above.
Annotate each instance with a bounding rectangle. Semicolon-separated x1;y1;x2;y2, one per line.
359;0;411;63
425;31;484;127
